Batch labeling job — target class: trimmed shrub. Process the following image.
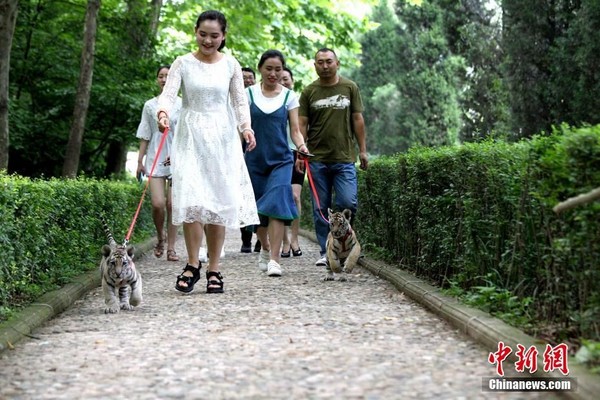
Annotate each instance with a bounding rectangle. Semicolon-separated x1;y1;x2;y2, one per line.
0;174;153;321
356;124;600;342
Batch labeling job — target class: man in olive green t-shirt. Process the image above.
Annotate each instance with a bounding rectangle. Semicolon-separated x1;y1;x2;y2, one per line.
298;48;368;267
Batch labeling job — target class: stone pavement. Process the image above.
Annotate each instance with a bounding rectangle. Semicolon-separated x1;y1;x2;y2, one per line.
0;229;571;399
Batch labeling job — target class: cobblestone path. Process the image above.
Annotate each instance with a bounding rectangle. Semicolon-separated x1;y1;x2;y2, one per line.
0;229;554;399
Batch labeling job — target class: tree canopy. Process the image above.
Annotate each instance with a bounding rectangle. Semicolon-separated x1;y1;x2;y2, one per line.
7;0;372;177
5;0;600;175
354;0;600;155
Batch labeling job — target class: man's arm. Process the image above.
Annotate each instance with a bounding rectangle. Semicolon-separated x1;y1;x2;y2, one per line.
296;115;310;172
298;115;309;140
352;112;368;170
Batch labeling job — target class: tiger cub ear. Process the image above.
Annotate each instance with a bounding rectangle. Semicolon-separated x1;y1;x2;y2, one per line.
342;209;352;220
126;245;135;258
102;244;112;257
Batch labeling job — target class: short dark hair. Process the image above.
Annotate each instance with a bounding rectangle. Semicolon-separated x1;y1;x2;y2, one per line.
315;47;337;59
241;67;255;78
282;66;293;80
258;49;286;70
195;10;227;51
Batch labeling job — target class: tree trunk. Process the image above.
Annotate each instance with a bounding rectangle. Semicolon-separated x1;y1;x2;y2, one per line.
148;0;163;39
104;140;126;176
62;0;101;178
102;0;162;176
0;0;19;171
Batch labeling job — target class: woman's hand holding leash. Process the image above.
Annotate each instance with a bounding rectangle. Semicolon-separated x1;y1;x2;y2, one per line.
157;110;170;132
296;143;311;157
293;146;313;173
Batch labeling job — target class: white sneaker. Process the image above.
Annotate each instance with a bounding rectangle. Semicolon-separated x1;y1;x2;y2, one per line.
267;260;282;277
315;256;328;266
199;247;208;263
258;250;270;272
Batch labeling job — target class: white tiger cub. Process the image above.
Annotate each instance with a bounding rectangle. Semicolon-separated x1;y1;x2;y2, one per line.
100;218;142;313
325;208;361;281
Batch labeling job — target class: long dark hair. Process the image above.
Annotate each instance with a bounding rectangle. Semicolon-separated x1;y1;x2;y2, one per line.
257;49;286;69
195;10;227;51
156;65;170;76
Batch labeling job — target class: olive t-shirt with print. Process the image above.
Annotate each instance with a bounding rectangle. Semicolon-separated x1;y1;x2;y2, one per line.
298;76;364;163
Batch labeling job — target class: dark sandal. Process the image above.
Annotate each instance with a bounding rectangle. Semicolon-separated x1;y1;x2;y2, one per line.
154;240;165;258
167;249;179;262
292;247;302;257
281;246;291;258
206;271;224;294
175;263;201;293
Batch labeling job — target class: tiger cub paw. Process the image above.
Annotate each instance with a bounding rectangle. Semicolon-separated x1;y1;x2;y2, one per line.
120;302;134;311
104;305;120;314
323;272;335;281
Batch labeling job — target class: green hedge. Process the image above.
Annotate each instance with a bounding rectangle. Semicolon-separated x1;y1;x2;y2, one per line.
355;124;600;342
0;174;153;321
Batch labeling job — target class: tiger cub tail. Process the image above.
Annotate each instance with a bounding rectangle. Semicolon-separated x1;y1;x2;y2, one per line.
101;214;117;250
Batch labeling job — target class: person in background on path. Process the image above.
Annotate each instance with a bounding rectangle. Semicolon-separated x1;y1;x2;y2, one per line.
298;47;368;267
136;65;182;262
245;50;309;277
242;67;256;88
240;66;261;254
157;10;259;294
279;67;304;258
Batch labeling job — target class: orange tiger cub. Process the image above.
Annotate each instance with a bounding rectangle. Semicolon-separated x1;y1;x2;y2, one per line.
325;208;361;281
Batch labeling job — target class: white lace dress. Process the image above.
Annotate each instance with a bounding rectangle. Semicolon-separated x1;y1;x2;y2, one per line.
157;53;259;228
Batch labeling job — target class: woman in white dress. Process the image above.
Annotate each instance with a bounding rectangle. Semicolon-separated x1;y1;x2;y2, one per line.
157;10;259;294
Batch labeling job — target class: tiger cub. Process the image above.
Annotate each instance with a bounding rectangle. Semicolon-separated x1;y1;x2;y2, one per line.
100;218;142;313
325;208;361;281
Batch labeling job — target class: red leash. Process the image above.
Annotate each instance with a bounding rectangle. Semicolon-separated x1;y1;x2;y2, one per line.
303;157;329;224
124;127;170;245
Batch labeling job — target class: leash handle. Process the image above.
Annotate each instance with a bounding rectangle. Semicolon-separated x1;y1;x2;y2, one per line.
303;158;329;225
124;127;170;244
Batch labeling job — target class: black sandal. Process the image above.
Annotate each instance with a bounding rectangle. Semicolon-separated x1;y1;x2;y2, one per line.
206;271;224;294
175;263;201;293
292;247;302;257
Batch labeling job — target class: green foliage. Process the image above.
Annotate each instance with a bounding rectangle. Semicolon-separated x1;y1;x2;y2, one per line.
356;124;600;342
354;0;466;153
353;0;600;153
10;0;156;177
9;0;371;178
502;0;600;137
156;0;372;90
0;173;153;321
445;275;534;330
300;177;315;232
575;340;600;374
438;0;511;141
